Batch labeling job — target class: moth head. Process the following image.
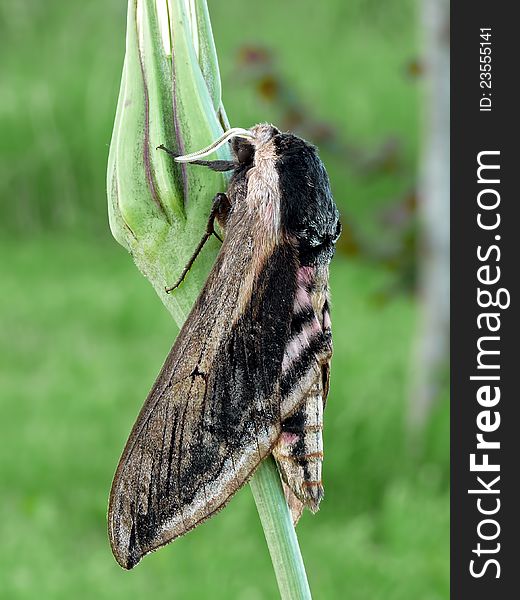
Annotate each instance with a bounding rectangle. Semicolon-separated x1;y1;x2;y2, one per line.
172;127;255;163
172;124;281;169
231;123;280;166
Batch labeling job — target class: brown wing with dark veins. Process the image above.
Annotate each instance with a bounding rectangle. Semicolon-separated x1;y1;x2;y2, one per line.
108;231;316;569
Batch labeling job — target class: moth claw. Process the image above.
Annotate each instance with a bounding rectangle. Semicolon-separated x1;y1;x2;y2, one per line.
157;144;179;159
165;279;183;294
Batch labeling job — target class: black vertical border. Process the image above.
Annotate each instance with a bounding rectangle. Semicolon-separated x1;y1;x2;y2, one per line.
451;2;518;598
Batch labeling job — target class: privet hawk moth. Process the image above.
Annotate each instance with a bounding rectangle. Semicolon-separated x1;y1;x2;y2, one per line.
108;123;340;569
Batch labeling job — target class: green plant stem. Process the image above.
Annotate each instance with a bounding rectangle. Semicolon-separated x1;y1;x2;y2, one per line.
250;457;312;600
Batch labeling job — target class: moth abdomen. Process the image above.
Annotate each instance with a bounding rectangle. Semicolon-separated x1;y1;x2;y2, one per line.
273;377;325;513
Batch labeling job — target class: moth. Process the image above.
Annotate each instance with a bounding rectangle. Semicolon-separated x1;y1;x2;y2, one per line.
108;123;340;569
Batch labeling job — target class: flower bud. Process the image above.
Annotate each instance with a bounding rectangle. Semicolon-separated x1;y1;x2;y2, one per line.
107;0;230;326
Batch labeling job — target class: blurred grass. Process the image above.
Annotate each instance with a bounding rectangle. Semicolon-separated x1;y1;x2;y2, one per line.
0;0;448;598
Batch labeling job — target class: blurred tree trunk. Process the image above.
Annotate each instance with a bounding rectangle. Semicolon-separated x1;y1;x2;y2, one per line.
408;0;450;432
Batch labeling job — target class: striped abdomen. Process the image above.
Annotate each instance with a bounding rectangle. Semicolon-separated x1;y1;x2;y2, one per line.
273;263;332;516
273;376;325;512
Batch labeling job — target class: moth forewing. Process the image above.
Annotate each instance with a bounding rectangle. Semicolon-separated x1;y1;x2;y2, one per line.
108;124;340;568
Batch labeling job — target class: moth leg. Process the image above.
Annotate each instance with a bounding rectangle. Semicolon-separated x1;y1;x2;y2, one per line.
212;192;231;231
165;193;230;293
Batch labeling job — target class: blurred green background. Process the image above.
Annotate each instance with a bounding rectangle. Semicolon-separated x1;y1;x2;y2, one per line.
0;0;448;598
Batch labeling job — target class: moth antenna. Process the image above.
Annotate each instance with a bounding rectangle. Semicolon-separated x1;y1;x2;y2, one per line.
174;128;254;163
